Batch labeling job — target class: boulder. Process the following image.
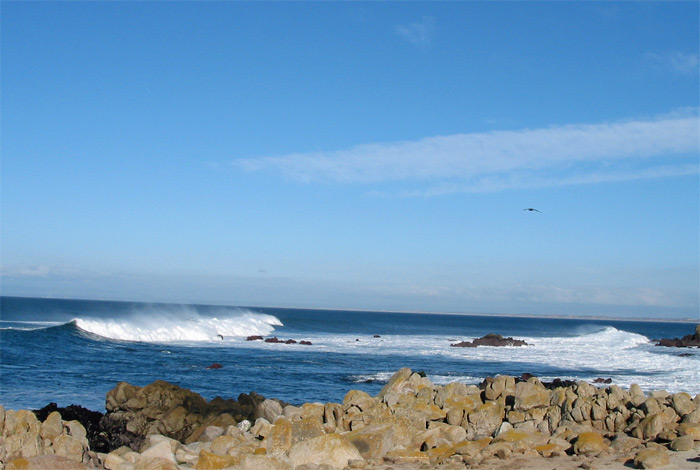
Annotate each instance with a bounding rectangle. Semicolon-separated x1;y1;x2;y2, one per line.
450;334;529;348
573;432;607;455
634;448;670;469
5;455;86;470
287;433;363;469
195;449;239;470
513;378;550;411
670;435;694;451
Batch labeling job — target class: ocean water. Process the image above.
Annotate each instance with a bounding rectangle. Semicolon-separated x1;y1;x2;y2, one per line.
1;296;698;413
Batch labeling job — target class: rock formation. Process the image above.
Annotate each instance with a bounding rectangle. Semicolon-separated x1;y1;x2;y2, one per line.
654;325;700;348
1;368;699;469
450;333;529;347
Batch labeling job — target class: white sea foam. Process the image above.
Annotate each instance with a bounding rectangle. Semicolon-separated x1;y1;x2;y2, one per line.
73;309;282;343
245;327;699;395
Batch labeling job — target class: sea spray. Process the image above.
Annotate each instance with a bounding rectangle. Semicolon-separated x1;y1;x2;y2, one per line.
73;308;282;342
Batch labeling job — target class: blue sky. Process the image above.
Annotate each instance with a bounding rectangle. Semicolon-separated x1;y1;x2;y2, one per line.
2;2;698;319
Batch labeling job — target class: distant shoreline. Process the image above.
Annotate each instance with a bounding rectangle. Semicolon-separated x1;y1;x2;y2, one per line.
2;294;697;324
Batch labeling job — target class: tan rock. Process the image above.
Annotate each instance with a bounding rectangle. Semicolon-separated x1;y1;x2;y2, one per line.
484;375;515;401
300;403;325;421
291;417;325;444
3;410;40;437
514;379;550;411
140;440;177;463
426;443;457;464
671;392;695;417
492;428;548;452
610;434;643;453
238;453;292;470
195;449;239;470
5;455;86;470
52;434;86;463
634;448;670;468
256;399;283;423
0;404;5;435
634;413;665;440
209;435;238;455
670;435;694;451
465;401;504;440
39;411;64;441
682;408;700;424
265;418;293;454
453;437;492;457
383;448;430;464
134;457;180;470
677;422;700;440
534;442;566;457
377;368;412;400
573;431;607;455
344;422;394;459
288;433;363;469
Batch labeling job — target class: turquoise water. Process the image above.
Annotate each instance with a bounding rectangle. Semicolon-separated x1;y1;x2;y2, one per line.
1;296;698;412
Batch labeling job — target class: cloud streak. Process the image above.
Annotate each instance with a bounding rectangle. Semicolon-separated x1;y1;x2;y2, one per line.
394;17;435;46
234;112;699;195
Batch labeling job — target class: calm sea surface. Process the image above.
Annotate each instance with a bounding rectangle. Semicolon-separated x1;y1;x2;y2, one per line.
1;296;698;412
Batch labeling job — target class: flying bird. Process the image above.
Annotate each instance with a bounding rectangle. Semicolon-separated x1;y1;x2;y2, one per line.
523;208;542;213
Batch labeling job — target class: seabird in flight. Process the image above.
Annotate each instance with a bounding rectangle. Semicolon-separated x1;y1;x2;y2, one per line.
523;208;542;213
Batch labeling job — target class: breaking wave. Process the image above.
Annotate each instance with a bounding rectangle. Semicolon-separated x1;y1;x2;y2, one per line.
72;309;282;343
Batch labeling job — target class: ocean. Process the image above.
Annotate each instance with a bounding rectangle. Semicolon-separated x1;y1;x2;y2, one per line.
1;296;698;413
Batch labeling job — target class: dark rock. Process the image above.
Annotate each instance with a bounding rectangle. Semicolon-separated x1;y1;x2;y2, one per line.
654;325;700;348
264;337;283;343
33;403;108;453
450;333;529;348
593;378;612;384
285;339;297;344
206;363;223;369
246;335;263;341
299;340;312;345
373;335;381;338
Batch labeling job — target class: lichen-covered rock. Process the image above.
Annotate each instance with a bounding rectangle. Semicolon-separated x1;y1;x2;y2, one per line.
514;379;550;411
573;431;607;455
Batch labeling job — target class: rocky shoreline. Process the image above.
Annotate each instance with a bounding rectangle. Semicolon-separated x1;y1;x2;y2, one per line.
2;367;699;470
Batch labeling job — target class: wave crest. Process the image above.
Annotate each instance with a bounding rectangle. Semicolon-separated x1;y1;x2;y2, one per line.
73;309;282;343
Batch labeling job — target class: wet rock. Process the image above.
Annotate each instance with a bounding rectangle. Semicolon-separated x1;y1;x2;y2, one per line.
654;325;700;348
450;333;529;348
246;336;263;341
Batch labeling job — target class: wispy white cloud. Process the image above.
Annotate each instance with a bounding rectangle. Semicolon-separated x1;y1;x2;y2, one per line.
394;17;435;46
646;51;699;74
234;112;699;195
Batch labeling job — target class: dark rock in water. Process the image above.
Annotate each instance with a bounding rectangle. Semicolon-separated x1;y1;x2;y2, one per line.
678;352;693;357
246;335;263;341
373;335;381;338
543;378;578;389
519;373;536;382
450;333;529;348
299;340;312;345
654;325;700;348
33;403;109;453
593;377;612;384
264;337;283;343
285;339;297;344
206;363;223;369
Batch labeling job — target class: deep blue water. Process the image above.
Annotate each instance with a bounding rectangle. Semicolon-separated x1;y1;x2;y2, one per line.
1;296;698;412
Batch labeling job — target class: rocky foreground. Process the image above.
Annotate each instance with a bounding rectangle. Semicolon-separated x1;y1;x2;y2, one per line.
1;368;700;470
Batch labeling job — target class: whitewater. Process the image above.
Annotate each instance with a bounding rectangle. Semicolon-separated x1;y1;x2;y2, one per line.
1;296;698;412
